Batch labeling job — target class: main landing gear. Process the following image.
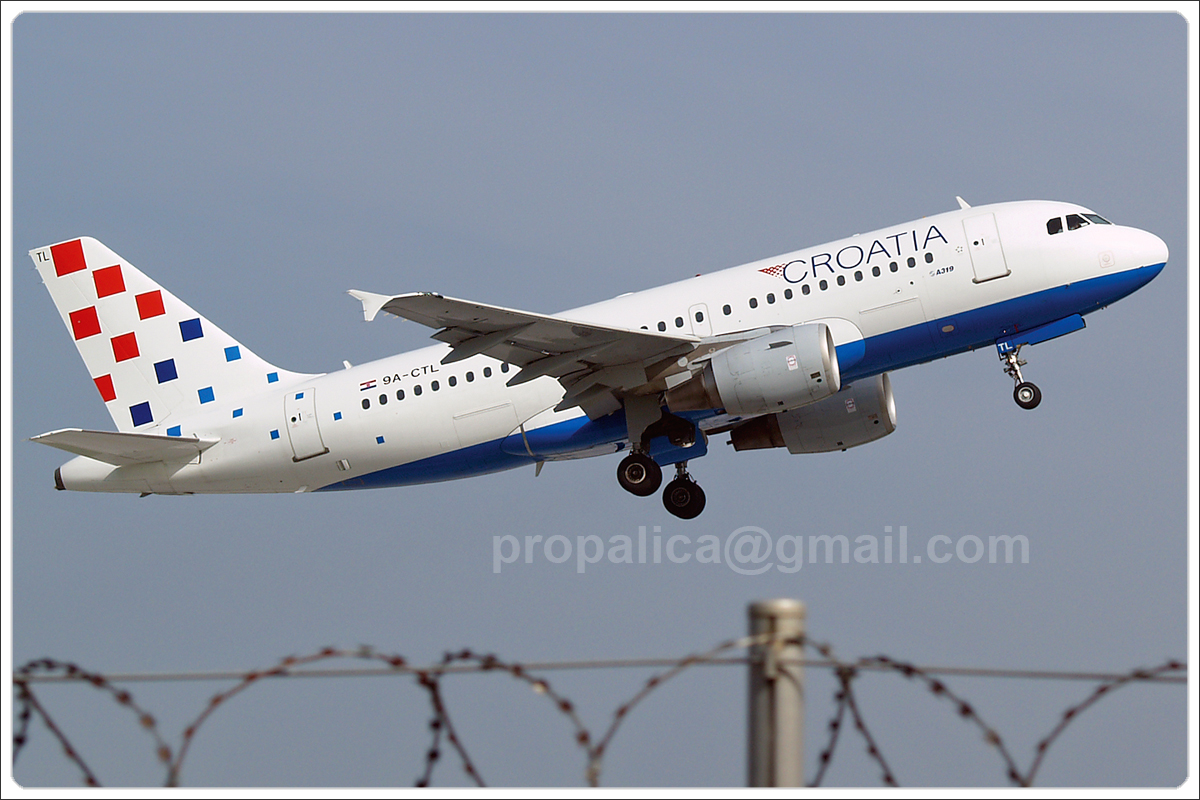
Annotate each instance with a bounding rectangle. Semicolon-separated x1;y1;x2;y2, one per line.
662;463;706;520
1000;345;1042;410
617;395;708;518
616;452;707;519
616;451;662;497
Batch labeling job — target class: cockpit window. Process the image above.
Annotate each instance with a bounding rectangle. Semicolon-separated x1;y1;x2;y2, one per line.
1049;213;1112;235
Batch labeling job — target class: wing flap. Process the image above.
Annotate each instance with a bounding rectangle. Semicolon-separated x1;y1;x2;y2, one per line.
31;428;218;466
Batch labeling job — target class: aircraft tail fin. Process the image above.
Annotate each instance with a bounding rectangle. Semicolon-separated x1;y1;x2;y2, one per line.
31;237;310;433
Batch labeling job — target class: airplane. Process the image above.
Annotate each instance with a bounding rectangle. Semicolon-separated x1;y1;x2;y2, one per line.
28;198;1168;519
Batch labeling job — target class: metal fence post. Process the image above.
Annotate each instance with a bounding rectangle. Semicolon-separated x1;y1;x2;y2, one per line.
748;598;805;787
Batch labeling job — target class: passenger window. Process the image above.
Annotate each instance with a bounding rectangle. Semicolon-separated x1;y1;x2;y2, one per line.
362;398;370;409
801;284;811;295
431;380;440;391
675;316;684;328
784;288;793;300
397;389;405;400
658;321;666;331
836;275;845;286
414;384;423;396
694;311;704;322
819;280;828;291
483;367;492;378
854;271;862;281
749;297;758;309
907;257;916;268
890;261;898;272
1066;214;1089;231
501;363;510;373
466;372;474;382
448;375;457;387
924;252;933;263
722;304;732;315
766;293;775;304
1047;217;1063;235
872;266;880;277
379;393;387;405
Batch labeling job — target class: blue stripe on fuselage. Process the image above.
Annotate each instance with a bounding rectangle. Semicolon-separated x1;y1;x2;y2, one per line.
319;263;1164;491
841;262;1164;381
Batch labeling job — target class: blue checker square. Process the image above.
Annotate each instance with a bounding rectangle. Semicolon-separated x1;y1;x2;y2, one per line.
198;386;215;404
376;436;385;444
333;411;343;421
267;372;279;383
295;392;304;400
167;426;181;437
154;358;178;384
179;318;204;341
270;429;280;440
224;345;241;362
233;408;244;418
129;401;153;427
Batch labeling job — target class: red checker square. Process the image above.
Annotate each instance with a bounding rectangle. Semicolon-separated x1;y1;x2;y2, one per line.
51;240;86;276
111;332;140;362
93;265;126;298
94;374;117;403
69;306;102;340
136;290;166;319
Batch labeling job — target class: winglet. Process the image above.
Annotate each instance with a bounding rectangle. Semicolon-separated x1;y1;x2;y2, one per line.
956;196;971;209
347;290;393;322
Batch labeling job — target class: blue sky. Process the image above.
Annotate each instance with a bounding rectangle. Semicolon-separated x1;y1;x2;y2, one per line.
5;10;1194;788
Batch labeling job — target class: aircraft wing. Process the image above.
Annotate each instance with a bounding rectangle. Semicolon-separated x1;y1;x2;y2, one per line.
31;428;219;466
349;290;699;417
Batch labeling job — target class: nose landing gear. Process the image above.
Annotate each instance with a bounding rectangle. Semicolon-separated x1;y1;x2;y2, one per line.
1001;345;1042;410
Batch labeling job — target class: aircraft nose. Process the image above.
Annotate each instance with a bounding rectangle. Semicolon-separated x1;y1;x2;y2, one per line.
1140;229;1169;269
1123;228;1168;287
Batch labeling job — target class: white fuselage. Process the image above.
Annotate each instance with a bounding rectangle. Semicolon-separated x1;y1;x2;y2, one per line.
54;200;1168;494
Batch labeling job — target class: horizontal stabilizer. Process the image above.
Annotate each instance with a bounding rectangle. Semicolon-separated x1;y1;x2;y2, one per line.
30;428;218;466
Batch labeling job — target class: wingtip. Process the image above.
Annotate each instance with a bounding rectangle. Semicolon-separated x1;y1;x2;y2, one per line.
347;289;392;322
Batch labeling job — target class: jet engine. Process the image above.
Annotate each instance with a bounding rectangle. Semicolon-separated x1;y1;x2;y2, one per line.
729;373;897;453
665;323;840;416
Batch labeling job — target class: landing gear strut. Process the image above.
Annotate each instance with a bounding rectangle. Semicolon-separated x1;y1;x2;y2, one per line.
616;396;707;517
662;462;706;520
1000;345;1041;410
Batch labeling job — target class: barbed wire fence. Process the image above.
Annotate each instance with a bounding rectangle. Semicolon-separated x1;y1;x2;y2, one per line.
12;630;1185;788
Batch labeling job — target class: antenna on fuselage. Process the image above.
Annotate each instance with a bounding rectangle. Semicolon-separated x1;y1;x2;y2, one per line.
956;196;971;209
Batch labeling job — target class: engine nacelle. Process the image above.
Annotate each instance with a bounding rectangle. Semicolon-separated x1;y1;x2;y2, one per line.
666;323;840;416
730;373;897;453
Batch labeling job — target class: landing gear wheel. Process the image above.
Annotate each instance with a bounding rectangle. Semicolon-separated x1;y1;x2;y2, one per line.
617;452;662;497
1014;381;1042;410
662;478;707;519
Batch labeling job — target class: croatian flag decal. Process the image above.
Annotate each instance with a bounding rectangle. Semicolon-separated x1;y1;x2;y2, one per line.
360;380;377;391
